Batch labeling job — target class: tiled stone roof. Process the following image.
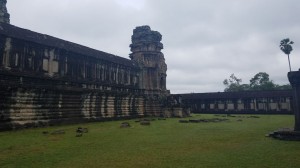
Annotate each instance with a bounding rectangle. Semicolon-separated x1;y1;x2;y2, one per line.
0;23;135;67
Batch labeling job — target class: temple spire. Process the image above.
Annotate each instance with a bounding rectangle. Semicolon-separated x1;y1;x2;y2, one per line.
0;0;10;23
129;26;167;91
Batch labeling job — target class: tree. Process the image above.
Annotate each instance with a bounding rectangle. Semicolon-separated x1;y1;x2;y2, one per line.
223;72;291;92
249;72;276;90
280;38;294;72
275;84;292;90
223;74;250;92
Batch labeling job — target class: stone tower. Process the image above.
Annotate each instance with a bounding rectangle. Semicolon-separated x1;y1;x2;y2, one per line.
130;26;167;93
0;0;9;23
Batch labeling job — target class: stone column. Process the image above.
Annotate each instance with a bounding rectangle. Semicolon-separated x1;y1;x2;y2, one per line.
288;70;300;131
0;0;10;23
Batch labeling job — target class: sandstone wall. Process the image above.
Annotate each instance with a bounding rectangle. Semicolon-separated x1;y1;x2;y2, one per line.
0;72;164;130
0;23;168;130
180;91;293;114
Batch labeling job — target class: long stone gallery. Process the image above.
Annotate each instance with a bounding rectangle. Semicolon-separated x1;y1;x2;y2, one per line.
0;0;190;130
0;0;294;130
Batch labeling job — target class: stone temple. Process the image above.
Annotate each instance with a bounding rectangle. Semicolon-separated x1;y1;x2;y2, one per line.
0;0;187;130
0;1;296;131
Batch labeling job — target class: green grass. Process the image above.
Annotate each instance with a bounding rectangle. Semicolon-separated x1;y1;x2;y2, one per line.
0;114;299;168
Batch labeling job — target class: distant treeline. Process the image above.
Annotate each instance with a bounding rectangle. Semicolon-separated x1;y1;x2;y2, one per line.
223;72;291;92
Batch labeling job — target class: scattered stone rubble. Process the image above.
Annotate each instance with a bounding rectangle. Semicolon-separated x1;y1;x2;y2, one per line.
76;127;88;137
140;120;151;126
179;118;229;123
50;130;66;135
217;114;260;118
267;128;300;141
120;122;131;128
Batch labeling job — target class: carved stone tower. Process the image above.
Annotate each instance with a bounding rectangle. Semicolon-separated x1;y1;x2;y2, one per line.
130;26;167;93
0;0;9;23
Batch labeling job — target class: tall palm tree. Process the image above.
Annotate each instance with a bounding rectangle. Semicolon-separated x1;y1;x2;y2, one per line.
280;38;294;72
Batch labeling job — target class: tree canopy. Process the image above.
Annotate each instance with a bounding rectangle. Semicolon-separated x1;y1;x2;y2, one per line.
249;72;276;90
223;72;291;92
223;74;249;92
280;38;294;55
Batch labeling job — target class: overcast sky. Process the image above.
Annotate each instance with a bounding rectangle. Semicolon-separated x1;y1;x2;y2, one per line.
7;0;300;93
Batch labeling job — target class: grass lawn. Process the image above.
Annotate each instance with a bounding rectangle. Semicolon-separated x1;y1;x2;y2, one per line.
0;114;299;168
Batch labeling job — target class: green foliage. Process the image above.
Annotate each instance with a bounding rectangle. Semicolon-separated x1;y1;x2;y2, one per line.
249;72;276;91
223;74;249;92
275;84;292;90
224;72;291;92
0;115;299;168
280;38;294;55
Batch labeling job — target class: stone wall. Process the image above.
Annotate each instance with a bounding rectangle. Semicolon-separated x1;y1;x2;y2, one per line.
0;69;165;130
0;22;177;130
180;90;293;114
288;71;300;131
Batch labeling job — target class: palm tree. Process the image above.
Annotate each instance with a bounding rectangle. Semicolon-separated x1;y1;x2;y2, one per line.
280;38;294;72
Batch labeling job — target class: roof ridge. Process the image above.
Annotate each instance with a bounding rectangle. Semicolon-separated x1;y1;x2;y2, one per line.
0;23;134;67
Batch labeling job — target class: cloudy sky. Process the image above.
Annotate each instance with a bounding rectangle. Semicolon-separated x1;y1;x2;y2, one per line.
7;0;300;93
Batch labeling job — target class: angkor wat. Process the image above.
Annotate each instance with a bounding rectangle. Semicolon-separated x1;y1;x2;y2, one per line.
0;0;293;130
0;0;189;130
